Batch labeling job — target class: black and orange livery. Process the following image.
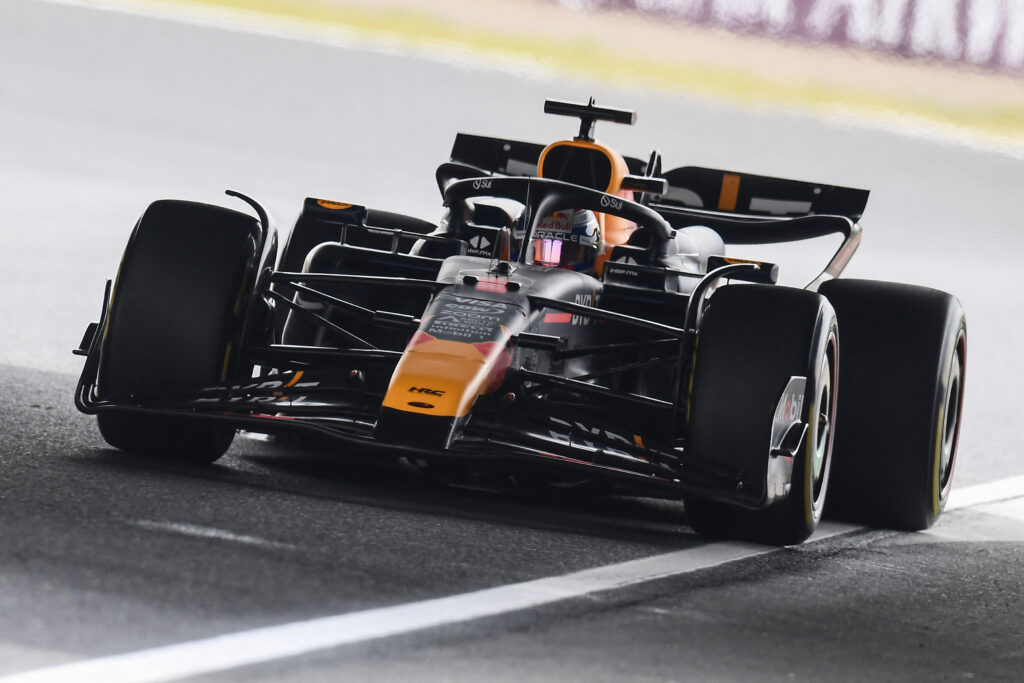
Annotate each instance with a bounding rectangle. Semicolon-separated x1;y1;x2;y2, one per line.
75;98;967;545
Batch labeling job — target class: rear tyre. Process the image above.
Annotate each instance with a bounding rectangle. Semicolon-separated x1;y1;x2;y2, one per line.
97;200;265;463
684;285;838;546
821;279;966;530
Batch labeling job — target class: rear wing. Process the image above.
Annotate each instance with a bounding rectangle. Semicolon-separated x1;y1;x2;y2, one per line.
446;134;869;222
655;166;869;222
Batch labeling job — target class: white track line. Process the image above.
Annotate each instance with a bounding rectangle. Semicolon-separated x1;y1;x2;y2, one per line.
6;477;1023;683
4;542;772;683
132;520;301;552
944;475;1024;511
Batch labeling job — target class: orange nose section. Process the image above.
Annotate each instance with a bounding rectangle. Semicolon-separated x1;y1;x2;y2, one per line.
381;331;511;418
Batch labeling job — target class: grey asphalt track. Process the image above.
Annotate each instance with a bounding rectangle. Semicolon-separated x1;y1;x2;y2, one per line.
2;0;1023;680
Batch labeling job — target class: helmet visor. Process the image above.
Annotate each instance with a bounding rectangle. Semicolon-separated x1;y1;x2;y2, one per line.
531;238;595;270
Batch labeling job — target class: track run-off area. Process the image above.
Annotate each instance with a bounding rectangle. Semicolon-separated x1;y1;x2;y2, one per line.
2;0;1024;680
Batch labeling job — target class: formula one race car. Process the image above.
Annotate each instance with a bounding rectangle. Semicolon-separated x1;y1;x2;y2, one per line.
74;98;966;545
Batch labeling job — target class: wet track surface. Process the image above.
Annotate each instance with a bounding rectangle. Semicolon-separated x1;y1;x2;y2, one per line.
2;0;1024;680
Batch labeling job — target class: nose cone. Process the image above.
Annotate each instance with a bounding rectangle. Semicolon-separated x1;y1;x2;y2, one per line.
376;330;512;450
375;278;528;450
382;332;511;418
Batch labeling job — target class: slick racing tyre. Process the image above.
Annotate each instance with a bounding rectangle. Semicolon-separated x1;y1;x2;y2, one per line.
684;285;838;546
820;279;966;530
97;200;265;463
97;412;235;464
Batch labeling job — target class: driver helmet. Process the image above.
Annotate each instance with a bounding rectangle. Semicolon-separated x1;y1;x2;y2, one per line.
516;208;601;273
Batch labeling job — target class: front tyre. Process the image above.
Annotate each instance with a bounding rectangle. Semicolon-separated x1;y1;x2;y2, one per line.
684;285;839;546
96;200;268;463
98;413;235;464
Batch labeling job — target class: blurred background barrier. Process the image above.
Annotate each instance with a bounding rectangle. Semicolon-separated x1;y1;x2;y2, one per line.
557;0;1024;72
34;0;1022;145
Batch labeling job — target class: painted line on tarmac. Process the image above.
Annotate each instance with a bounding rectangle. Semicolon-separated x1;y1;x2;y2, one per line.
132;520;301;552
975;497;1024;523
945;474;1024;511
6;477;1023;683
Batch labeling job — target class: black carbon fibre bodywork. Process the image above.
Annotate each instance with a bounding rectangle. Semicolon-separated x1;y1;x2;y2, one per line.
74;106;875;513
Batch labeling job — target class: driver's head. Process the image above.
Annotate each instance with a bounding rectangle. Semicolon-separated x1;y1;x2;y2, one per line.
524;208;600;273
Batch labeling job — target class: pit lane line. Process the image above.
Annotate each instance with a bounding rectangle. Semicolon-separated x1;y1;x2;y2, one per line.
5;477;1024;683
